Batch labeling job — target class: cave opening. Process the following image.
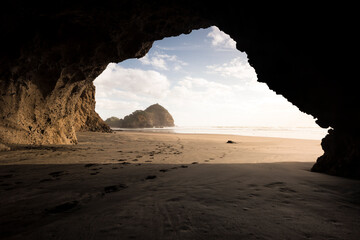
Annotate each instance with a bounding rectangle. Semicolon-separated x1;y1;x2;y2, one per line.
1;4;360;239
94;26;328;141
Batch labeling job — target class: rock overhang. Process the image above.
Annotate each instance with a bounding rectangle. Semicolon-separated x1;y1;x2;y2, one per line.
0;1;359;177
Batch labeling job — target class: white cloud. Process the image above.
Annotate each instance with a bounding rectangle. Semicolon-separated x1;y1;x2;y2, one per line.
169;76;237;111
95;98;146;119
179;76;232;93
207;26;236;49
94;45;319;128
139;51;188;71
94;64;319;127
96;99;141;112
139;54;168;70
207;57;257;83
94;63;170;99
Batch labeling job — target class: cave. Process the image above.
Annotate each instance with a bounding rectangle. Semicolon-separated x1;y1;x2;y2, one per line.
0;1;359;180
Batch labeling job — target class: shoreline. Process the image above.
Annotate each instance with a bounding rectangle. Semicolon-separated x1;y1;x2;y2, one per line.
110;126;328;140
1;131;359;239
0;131;323;165
110;129;324;141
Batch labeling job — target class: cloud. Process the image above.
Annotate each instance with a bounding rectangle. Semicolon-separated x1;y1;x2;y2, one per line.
178;76;232;92
207;26;236;49
95;98;141;111
94;62;319;128
94;63;170;99
95;98;146;119
94;63;172;119
139;51;188;71
139;54;168;70
169;76;237;109
207;56;257;83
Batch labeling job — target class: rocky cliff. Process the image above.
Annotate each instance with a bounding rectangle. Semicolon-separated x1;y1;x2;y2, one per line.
105;104;175;128
73;84;111;133
0;77;110;145
0;2;359;177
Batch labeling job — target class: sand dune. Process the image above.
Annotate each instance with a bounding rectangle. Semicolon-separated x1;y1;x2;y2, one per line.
0;132;359;239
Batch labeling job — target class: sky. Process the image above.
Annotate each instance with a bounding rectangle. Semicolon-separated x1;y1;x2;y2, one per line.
94;26;321;128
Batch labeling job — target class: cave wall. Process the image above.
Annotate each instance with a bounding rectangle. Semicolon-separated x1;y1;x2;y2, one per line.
0;1;359;177
0;0;209;145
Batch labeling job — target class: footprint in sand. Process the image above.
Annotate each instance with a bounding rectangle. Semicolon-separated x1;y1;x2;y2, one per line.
0;183;11;187
167;197;181;202
103;184;128;194
264;182;285;188
39;178;53;183
145;175;157;180
279;187;297;193
172;165;188;170
84;164;97;168
191;162;198;164
49;171;68;178
264;182;297;193
45;201;79;214
0;174;13;179
91;167;102;171
145;160;152;163
204;160;210;162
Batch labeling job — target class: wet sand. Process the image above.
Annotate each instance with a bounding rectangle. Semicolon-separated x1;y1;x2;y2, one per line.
0;131;360;239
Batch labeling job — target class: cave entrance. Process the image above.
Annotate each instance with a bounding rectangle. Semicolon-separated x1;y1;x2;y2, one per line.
94;26;327;140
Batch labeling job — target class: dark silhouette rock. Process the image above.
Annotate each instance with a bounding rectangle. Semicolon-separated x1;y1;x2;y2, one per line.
0;2;359;177
104;117;122;128
105;104;175;128
311;129;360;178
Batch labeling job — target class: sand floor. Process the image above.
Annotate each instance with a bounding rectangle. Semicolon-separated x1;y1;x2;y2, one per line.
0;131;359;239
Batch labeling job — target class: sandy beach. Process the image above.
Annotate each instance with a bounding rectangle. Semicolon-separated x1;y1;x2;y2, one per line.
1;131;360;239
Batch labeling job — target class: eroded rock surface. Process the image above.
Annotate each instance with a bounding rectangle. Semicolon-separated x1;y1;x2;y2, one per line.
73;83;110;132
0;2;359;177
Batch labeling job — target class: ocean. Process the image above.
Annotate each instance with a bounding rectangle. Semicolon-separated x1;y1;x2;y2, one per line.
111;126;329;140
